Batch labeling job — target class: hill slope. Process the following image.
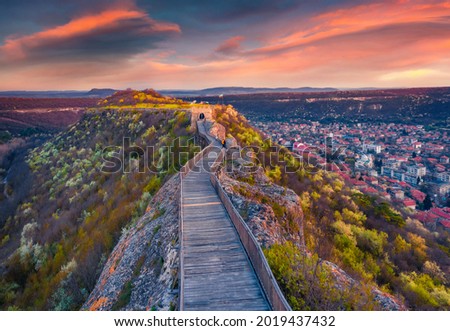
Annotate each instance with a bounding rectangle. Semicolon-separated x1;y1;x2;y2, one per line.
0;105;197;310
213;105;449;310
83;174;180;311
99;89;187;109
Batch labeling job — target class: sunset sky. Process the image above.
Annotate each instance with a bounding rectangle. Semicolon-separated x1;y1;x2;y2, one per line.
1;0;449;90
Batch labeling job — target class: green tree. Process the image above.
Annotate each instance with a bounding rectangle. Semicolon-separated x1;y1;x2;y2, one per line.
423;194;432;210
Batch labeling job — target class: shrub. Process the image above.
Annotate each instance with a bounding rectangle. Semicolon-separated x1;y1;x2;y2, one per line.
111;281;133;310
144;176;161;195
265;165;282;182
271;202;286;218
374;202;405;227
265;242;377;310
0;234;10;247
354;228;387;257
400;272;450;309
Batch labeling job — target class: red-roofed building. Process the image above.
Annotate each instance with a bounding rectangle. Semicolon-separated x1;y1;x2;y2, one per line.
413;142;422;149
399;181;411;189
430;208;450;220
340;164;351;173
416;212;433;224
293;142;309;153
392;190;405;200
415;211;439;229
363;176;378;185
340;173;351;181
410;189;426;202
380;192;391;200
362;187;378;195
353;180;368;189
330;164;340;172
402;198;416;210
438;220;450;232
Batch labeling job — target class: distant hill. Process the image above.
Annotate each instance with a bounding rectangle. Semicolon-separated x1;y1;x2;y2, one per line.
0;87;338;98
0;89;116;98
190;86;450;125
4;86;450;100
0;97;99;110
100;88;185;107
161;86;338;97
0;108;84;134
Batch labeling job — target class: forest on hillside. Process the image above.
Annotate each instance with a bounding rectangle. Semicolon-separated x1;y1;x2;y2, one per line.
0;108;196;310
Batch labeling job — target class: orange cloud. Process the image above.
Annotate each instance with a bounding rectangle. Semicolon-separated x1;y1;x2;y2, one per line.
1;8;180;60
247;0;450;57
215;36;245;55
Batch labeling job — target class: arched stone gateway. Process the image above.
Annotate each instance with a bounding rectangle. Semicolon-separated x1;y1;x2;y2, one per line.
199;113;205;120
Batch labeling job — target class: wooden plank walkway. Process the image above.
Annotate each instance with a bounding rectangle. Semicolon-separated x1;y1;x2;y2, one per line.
180;133;270;310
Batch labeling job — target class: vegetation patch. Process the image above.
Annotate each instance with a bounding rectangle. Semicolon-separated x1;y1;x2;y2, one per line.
111;281;133;311
133;255;146;277
265;242;378;310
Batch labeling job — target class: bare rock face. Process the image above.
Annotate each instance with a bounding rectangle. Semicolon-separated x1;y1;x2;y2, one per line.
371;288;406;311
225;136;238;148
208;122;226;141
82;175;180;311
217;166;303;248
323;260;406;311
212;105;238;119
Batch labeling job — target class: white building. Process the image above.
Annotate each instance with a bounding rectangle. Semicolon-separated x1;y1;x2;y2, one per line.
432;183;450;197
405;174;419;185
362;144;382;154
381;167;394;177
437;172;450;183
381;167;406;181
407;165;427;178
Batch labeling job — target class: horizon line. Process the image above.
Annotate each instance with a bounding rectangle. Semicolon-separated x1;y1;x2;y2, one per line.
1;85;450;94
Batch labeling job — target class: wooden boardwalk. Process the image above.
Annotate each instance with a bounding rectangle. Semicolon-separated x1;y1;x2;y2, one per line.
180;135;270;310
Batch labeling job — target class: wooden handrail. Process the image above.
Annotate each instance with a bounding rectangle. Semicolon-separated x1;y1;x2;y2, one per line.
209;174;291;311
196;121;291;311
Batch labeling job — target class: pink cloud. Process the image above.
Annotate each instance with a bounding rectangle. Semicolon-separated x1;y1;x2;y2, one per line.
1;0;450;90
245;0;450;57
215;36;245;55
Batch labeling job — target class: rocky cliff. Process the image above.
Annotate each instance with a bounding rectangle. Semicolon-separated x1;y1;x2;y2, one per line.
218;166;304;248
83;174;180;311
